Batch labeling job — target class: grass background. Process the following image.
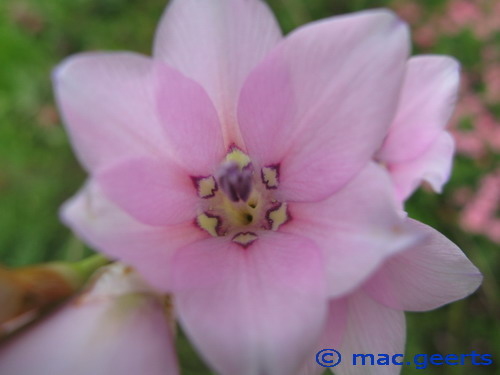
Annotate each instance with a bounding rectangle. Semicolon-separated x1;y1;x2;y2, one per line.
0;0;498;374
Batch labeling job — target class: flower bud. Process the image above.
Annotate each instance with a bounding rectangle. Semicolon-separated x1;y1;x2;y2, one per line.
0;255;108;337
0;263;179;375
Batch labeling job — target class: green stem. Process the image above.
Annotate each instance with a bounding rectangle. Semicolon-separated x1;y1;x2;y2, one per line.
67;254;111;286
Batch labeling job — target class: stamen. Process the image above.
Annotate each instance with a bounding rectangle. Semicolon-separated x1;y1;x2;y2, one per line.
196;212;222;237
232;232;258;248
225;145;251;169
266;202;289;231
261;164;280;189
217;162;253;202
192;176;217;199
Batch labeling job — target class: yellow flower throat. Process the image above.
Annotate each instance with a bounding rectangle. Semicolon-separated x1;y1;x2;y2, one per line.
192;147;289;248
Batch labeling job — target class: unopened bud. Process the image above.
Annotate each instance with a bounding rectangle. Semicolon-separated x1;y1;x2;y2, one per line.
0;255;109;337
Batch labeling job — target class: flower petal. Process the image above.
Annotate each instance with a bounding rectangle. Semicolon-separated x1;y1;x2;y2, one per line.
298;299;349;375
154;0;282;143
238;10;409;201
61;181;205;291
378;56;460;163
364;219;482;312
388;131;455;202
97;158;197;226
0;265;179;375
155;64;225;174
285;163;419;298
54;53;225;176
333;290;405;375
169;233;327;375
53;53;168;172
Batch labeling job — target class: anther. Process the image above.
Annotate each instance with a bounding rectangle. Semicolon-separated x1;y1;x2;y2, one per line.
196;212;222;237
191;175;217;199
266;202;289;231
232;232;258;248
261;164;280;189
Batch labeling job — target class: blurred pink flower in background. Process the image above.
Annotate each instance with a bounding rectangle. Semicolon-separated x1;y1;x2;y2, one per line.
450;89;488;159
477;113;500;151
484;64;500;104
397;0;500;47
448;0;481;29
461;171;500;243
393;1;422;24
469;0;500;39
414;24;437;48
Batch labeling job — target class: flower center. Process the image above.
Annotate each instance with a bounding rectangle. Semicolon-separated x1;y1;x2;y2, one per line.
192;147;289;248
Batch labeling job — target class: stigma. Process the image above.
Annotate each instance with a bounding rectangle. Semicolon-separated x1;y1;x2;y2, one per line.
217;162;253;202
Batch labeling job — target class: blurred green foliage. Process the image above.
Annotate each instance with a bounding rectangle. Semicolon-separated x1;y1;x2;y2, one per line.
0;0;498;374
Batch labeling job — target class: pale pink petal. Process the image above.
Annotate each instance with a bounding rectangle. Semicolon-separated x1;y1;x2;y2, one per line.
61;181;205;291
378;56;460;163
97;158;197;226
333;290;405;375
298;300;349;375
53;53;168;172
54;53;224;175
364;219;482;312
169;233;327;375
0;265;179;375
388;131;455;201
154;0;282;143
155;64;225;174
285;163;419;297
238;10;409;201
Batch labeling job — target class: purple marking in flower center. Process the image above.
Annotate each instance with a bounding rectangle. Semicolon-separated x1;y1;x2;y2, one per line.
217;162;253;202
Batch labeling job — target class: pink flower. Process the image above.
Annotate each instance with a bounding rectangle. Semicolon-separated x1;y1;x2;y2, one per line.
448;0;481;28
393;2;422;25
484;64;500;104
461;171;500;243
476;113;500;151
376;56;460;202
414;25;438;48
0;264;178;375
53;1;481;373
482;45;500;64
449;86;500;158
